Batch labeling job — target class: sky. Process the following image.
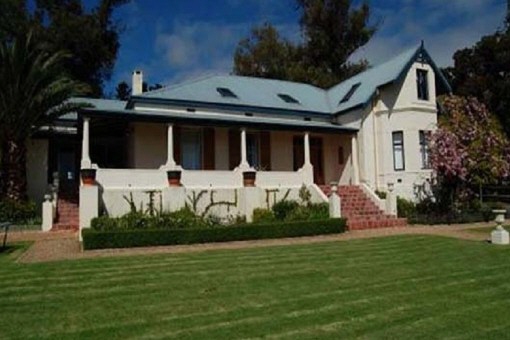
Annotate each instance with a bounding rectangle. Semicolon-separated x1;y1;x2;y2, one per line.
101;0;508;95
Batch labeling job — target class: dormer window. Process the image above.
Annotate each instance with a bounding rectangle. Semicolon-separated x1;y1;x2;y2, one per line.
217;87;237;98
416;69;429;101
339;82;361;104
278;93;300;104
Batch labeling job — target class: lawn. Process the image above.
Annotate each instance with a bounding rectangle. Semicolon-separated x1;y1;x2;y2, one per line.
1;236;510;339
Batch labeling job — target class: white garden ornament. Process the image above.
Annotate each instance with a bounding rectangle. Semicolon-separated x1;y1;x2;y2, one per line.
491;210;509;245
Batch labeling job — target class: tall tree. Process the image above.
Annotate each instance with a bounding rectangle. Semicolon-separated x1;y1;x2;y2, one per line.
234;0;377;88
443;1;510;136
115;81;131;100
0;33;88;202
0;0;128;97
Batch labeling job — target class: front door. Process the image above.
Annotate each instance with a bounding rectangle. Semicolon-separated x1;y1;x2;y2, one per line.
58;149;77;191
310;137;324;185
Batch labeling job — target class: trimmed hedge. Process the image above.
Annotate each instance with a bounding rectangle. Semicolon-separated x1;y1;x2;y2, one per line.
82;218;346;250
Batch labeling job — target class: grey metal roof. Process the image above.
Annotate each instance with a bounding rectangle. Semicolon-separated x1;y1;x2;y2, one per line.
138;75;332;114
82;107;357;133
60;98;127;121
130;44;450;116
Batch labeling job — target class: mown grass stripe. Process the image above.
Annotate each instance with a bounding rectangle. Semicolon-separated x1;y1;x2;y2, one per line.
1;235;510;339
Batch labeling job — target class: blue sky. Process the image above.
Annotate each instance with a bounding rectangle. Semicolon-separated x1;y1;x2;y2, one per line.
102;0;507;95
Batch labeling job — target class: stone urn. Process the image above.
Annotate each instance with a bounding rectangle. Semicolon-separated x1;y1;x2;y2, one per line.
243;171;256;187
491;209;508;245
167;170;182;187
80;169;96;186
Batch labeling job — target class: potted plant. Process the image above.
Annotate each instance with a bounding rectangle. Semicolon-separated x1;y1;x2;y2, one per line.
243;170;256;187
80;168;96;186
167;170;182;187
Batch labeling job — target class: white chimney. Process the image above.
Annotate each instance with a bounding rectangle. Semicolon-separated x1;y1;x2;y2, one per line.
132;70;143;95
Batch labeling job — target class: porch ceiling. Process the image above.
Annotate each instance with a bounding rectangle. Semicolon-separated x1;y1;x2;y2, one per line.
80;108;358;133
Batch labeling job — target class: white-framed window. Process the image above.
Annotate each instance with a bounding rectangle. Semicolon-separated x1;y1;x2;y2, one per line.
419;130;431;169
416;69;429;101
392;131;405;171
181;128;202;170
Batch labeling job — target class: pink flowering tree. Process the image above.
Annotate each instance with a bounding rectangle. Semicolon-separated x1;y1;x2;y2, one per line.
429;95;510;204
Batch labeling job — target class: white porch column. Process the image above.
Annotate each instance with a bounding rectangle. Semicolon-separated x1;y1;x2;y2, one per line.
239;128;249;169
80;117;92;169
351;133;360;185
165;123;176;168
304;132;311;166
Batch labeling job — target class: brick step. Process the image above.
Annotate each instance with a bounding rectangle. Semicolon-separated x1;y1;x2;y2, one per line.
55;194;79;231
52;224;78;231
321;184;407;230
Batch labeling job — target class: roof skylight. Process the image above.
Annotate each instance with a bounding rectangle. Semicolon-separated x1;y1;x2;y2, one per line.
217;87;238;98
339;83;361;104
277;93;300;104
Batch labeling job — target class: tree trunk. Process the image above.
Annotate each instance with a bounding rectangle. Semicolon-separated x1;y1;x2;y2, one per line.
2;138;27;202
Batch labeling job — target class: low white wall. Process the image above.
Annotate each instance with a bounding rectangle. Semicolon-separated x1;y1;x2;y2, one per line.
92;168;326;221
256;170;311;188
181;170;242;188
96;169;166;189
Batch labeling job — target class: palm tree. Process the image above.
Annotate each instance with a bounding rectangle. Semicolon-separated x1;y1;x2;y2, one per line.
0;32;88;202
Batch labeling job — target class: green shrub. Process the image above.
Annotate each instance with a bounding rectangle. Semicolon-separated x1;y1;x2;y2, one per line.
91;206;213;231
397;197;416;218
272;200;300;220
0;199;38;224
375;190;387;199
252;208;276;223
306;203;329;220
82;218;347;250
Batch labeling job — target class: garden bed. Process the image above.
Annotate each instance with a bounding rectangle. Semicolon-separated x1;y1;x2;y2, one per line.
82;218;346;250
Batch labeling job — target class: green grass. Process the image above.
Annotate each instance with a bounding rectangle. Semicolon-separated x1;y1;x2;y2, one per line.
2;236;510;339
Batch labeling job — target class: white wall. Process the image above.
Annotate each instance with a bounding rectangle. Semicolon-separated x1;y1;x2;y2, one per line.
26;139;49;207
354;61;438;200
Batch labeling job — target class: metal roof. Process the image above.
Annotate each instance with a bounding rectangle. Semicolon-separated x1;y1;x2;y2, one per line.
136;75;332;114
130;44;450;116
61;98;127;121
81;107;357;133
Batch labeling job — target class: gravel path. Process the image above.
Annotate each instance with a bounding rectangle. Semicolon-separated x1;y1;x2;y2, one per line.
9;222;496;264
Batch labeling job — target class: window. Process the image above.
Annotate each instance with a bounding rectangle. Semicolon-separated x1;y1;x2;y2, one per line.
246;133;260;168
416;69;429;100
339;82;361;104
181;128;202;170
419;130;431;169
277;93;300;104
392;131;405;171
217;87;237;98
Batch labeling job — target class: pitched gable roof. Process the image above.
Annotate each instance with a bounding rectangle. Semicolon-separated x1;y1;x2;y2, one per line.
125;43;451;117
134;75;331;115
328;44;451;114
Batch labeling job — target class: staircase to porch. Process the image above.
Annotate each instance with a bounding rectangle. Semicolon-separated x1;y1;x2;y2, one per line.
52;190;79;231
321;185;407;230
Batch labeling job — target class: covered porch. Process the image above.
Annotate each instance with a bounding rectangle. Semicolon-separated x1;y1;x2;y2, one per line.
76;110;361;225
79;115;360;189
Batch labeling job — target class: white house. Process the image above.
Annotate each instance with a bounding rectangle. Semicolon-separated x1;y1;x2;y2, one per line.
27;44;451;232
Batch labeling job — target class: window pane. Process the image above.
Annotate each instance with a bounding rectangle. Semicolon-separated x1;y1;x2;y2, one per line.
419;130;430;169
394;146;404;170
392;131;405;170
181;129;202;170
247;133;259;168
417;69;429;100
